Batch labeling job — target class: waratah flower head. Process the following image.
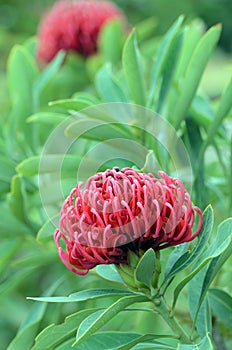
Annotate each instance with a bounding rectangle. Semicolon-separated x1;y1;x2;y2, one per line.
54;168;202;275
36;0;124;63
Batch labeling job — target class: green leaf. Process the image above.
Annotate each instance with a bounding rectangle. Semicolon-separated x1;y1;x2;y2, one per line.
122;29;146;105
148;15;184;107
163;206;213;291
16;154;82;176
28;288;134;303
0;239;21;276
173;24;222;128
172;215;231;308
95;64;128;102
116;334;175;350
27;112;67;125
65;119;133;141
155;29;184;114
73;294;148;346
36;216;58;243
6;279;63;350
136;17;158;42
200;77;232;154
31;309;102;350
177;334;214;349
174;18;204;82
7;175;26;221
135;248;156;288
0;202;31;236
208;288;232;329
95;265;124;284
48;98;92;111
193;299;212;338
99;19;124;64
189;221;232;326
33;51;65;109
7;44;39;148
0;155;16;183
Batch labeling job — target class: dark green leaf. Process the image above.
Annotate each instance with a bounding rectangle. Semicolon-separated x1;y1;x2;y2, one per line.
200;77;232;154
163;206;213;292
172;214;231;308
31;309;103;350
135;248;156;288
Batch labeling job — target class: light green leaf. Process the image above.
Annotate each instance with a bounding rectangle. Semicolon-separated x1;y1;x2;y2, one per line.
7;175;26;221
148;15;184;107
99;19;124;64
49;98;92;111
33;51;65;96
208;288;232;329
16;154;82;176
177;334;213;349
28;288;134;303
31;309;102;350
95;64;128;102
135;248;156;288
0;155;16;183
122;29;146;105
95;265;124;284
136;17;158;42
173;24;221;128
36;216;58;243
73;294;148;346
27;112;67;125
65;119;133;141
0;202;31;236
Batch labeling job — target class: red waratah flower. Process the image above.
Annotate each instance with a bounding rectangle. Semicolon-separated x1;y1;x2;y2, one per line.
54;168;202;275
36;0;124;63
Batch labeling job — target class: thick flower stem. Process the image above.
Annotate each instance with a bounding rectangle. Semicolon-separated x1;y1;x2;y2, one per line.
153;296;191;344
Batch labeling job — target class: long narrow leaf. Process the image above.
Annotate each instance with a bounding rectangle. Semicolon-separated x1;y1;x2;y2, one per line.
73;294;148;346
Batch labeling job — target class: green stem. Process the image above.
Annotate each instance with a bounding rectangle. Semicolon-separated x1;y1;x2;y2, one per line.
153;296;191;344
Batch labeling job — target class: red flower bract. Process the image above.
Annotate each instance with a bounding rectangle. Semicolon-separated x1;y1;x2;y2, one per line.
54;168;202;275
36;0;124;63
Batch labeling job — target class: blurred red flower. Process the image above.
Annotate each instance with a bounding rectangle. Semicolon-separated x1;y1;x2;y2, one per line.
54;168;202;275
37;0;124;63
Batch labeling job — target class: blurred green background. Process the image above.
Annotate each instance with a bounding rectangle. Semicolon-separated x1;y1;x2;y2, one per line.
0;0;231;112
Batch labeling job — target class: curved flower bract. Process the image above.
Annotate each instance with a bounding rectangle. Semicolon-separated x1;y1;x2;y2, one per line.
37;0;124;63
54;168;202;275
